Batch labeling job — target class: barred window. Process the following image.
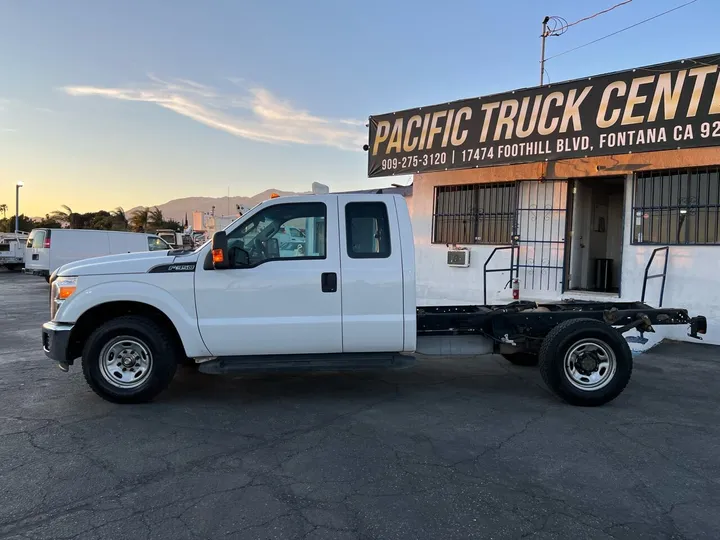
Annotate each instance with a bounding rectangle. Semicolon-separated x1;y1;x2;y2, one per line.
632;167;720;245
432;182;517;244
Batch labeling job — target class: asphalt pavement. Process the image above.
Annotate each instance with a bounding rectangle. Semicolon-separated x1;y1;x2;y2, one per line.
1;270;719;539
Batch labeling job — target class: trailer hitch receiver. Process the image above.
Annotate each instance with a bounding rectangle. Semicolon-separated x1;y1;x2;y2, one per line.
688;316;707;340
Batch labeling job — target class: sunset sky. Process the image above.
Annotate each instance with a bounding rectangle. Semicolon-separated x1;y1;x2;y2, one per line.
0;0;716;217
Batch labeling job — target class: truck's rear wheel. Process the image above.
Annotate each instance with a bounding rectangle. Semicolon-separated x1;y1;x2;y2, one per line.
538;318;632;407
81;315;178;404
5;264;21;272
501;352;538;366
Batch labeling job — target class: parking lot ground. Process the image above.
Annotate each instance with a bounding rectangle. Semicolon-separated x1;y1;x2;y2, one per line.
1;270;720;540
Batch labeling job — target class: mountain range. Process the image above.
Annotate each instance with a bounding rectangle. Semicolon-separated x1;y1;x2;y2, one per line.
125;188;304;221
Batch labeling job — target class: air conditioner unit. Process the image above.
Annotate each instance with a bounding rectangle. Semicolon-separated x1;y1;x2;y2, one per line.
447;249;470;268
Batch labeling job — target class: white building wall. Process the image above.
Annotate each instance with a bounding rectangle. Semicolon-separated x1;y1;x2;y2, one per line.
410;175;719;348
616;174;719;346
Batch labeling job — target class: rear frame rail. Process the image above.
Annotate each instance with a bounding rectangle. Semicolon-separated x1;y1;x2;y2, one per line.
417;301;707;350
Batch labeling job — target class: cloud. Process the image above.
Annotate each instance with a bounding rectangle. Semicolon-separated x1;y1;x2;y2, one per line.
62;76;367;151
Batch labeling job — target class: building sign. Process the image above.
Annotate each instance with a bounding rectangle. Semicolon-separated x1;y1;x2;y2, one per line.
367;53;720;178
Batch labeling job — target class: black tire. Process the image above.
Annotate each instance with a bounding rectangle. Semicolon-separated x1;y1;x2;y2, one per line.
81;315;179;404
501;352;539;367
5;264;20;272
539;318;632;407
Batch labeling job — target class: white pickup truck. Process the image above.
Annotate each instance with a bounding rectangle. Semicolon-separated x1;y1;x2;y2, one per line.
41;193;707;407
0;232;28;271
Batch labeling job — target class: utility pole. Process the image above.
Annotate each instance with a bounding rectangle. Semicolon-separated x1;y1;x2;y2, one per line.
540;16;550;85
539;2;634;86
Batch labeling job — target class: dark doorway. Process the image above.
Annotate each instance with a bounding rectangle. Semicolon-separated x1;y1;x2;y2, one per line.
567;177;625;294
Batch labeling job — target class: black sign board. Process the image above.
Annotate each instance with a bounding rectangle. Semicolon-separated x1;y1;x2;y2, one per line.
367;53;720;178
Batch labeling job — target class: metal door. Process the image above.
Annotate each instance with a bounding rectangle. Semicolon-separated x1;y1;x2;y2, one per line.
515;181;568;295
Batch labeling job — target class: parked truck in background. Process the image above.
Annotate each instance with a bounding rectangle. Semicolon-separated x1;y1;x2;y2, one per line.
155;229;194;250
40;192;707;406
0;232;28;272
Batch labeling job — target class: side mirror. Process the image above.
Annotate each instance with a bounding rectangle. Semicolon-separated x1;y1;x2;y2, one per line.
266;238;280;259
229;246;250;267
211;231;229;269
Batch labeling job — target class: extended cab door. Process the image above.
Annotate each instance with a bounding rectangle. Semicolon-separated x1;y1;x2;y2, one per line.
194;196;343;357
338;196;405;352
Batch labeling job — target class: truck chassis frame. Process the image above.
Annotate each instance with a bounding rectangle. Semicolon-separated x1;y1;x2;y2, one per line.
417;300;707;351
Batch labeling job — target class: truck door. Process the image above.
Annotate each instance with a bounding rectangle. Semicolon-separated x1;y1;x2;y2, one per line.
339;197;405;352
25;229;50;272
194;196;343;357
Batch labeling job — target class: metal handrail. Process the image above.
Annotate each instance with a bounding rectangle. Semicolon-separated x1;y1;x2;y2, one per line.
640;246;669;307
483;245;519;305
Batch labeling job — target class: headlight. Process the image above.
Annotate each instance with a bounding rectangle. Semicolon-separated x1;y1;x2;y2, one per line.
50;276;78;320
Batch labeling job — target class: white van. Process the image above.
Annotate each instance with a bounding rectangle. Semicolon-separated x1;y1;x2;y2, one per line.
23;229;171;281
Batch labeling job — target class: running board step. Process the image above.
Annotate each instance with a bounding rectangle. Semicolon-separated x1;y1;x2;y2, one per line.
197;353;417;375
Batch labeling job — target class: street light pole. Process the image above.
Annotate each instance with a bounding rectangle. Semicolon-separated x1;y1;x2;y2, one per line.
15;181;23;233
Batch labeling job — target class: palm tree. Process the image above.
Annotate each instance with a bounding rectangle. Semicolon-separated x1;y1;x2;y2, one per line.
0;204;7;219
148;207;164;230
130;207;149;232
111;207;128;230
51;205;77;228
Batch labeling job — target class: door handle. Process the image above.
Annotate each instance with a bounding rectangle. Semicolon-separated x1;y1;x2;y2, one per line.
321;272;337;293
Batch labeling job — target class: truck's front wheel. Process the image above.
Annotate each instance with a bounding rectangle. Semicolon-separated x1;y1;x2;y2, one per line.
539;318;632;407
81;316;178;404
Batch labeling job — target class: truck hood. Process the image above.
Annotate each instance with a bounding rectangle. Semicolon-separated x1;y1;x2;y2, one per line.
56;250;201;277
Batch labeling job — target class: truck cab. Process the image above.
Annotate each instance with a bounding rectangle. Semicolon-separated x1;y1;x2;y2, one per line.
196;194;415;356
41;194;416;403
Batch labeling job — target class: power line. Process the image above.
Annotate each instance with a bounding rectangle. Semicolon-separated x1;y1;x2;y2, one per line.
542;1;634;39
564;0;633;30
545;0;700;62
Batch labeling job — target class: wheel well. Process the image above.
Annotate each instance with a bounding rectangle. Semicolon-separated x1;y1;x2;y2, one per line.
67;301;187;364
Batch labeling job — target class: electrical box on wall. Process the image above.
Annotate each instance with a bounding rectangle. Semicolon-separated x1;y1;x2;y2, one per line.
447;249;470;268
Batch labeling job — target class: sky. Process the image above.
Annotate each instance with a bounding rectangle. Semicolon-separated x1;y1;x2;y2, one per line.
0;0;718;217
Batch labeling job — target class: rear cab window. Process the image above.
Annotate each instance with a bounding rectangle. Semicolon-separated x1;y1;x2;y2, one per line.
345;202;391;259
27;229;49;248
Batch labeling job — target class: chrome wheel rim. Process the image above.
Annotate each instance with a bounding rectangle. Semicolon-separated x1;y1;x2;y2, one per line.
563;338;616;391
99;336;153;389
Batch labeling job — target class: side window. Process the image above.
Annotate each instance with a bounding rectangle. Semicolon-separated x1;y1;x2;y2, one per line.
148;236;170;251
345;202;391;259
227;202;326;267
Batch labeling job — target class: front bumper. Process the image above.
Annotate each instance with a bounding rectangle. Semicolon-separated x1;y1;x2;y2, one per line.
23;268;49;277
42;321;74;368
